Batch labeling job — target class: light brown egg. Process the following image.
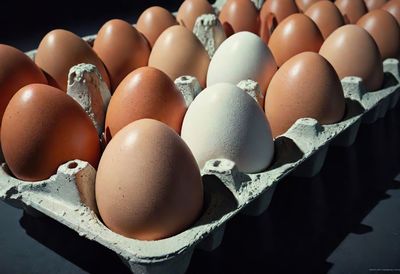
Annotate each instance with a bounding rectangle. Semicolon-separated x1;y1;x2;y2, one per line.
335;0;368;23
319;25;383;91
149;25;210;88
268;14;324;66
305;1;345;39
176;0;215;31
136;6;178;48
96;119;203;240
265;52;345;138
93;19;150;91
357;9;400;60
35;29;110;91
260;0;299;24
364;0;387;10
381;0;400;25
1;84;100;181
104;67;186;141
219;0;260;34
295;0;322;12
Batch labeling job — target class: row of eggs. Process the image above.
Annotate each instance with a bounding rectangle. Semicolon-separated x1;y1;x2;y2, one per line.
0;0;399;241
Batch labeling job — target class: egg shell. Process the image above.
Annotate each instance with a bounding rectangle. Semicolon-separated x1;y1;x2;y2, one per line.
265;52;345;137
268;13;324;67
1;84;100;181
96;118;203;240
219;0;260;34
93;19;150;92
260;0;299;24
35;29;110;92
295;0;322;12
335;0;368;23
305;1;345;39
364;0;387;10
176;0;215;31
319;24;383;91
382;0;400;24
207;32;277;99
148;25;210;88
136;6;178;48
181;83;274;173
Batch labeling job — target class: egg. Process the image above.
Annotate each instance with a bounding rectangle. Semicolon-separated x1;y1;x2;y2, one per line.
268;14;324;67
1;84;100;181
357;10;400;60
295;0;322;12
96;119;203;240
265;52;345;137
35;29;110;91
260;0;299;24
219;0;260;34
382;0;400;24
93;19;151;91
0;45;47;131
335;0;368;23
364;0;387;10
319;25;383;91
104;67;186;140
305;1;345;39
181;83;274;173
149;25;210;88
176;0;215;31
136;6;178;48
207;32;277;100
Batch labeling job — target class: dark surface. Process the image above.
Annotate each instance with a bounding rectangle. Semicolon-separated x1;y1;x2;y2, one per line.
1;1;400;274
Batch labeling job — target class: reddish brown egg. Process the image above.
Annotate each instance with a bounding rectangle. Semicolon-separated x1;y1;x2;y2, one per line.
268;13;324;66
148;25;210;88
219;0;260;34
104;67;186;140
357;9;400;60
381;0;400;25
176;0;215;30
0;45;47;131
260;0;299;24
305;1;345;39
1;84;100;181
136;6;178;48
265;52;345;138
319;25;383;91
96;119;203;240
295;0;322;12
364;0;387;10
335;0;368;23
35;29;110;92
93;19;150;91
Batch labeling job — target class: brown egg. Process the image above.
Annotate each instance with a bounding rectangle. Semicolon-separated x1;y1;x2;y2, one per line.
265;52;345;137
1;84;100;181
295;0;322;12
260;0;299;24
35;29;110;92
0;45;47;131
268;14;324;66
335;0;368;23
176;0;215;31
105;67;186;140
357;10;400;60
319;25;383;91
148;25;210;88
93;19;151;91
305;1;345;39
364;0;387;10
382;0;400;25
96;119;203;240
136;6;178;48
219;0;260;34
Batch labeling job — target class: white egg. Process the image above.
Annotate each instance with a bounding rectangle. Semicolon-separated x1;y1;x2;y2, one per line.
181;83;274;173
206;32;277;96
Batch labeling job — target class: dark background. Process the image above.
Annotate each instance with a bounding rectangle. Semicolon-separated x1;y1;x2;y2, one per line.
1;1;400;273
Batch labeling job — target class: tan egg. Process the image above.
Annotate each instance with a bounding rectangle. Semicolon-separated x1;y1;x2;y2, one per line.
357;9;400;60
319;25;383;91
265;52;345;138
295;0;322;12
104;67;186;140
305;1;345;39
136;6;178;48
149;25;210;88
335;0;368;23
260;0;299;24
35;29;110;92
177;0;215;30
382;0;400;25
1;84;100;181
268;14;324;66
96;119;203;240
364;0;387;10
219;0;260;34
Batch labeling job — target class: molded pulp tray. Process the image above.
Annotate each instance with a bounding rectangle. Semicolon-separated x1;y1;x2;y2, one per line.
2;2;400;274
